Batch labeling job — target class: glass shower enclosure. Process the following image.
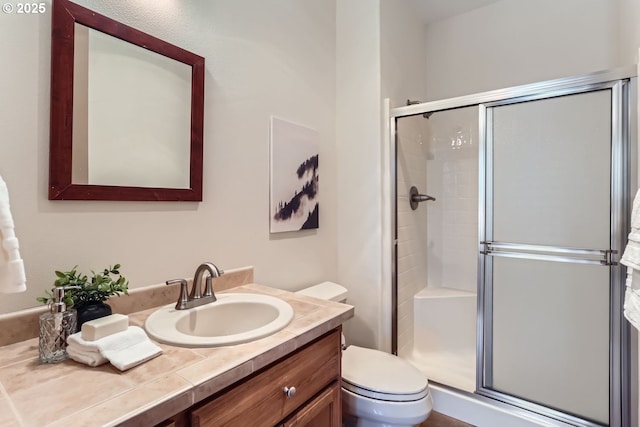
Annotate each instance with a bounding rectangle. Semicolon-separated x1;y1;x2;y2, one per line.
390;67;636;427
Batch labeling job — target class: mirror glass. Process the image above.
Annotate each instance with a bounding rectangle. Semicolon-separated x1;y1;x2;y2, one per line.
72;24;192;189
50;0;205;201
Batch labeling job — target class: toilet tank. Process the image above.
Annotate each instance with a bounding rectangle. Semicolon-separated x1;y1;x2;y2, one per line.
295;281;348;303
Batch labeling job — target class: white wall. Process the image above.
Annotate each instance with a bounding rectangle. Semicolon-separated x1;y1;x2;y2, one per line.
424;0;620;101
618;0;640;66
335;0;383;349
333;0;429;352
378;0;431;352
0;0;337;313
389;0;640;423
380;1;428;108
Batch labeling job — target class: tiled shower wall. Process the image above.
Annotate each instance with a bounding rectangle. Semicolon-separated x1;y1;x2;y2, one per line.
396;107;479;357
425;107;478;294
396;115;430;357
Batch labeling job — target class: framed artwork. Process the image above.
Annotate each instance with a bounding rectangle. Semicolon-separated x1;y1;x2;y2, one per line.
270;117;319;233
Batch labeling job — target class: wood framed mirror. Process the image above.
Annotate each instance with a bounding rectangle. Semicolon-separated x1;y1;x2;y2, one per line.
49;0;205;201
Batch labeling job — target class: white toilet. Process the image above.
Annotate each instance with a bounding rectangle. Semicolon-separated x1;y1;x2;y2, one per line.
296;282;433;427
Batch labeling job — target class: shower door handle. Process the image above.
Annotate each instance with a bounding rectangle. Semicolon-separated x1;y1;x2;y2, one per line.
480;241;617;266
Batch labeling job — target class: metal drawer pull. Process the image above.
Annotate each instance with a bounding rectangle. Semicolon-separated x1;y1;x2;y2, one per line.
283;386;297;398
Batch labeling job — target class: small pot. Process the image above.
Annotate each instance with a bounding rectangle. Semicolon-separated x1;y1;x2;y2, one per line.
75;302;112;331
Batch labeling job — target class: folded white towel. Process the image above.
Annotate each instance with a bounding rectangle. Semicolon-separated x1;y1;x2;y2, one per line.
67;343;108;367
0;176;26;294
67;326;162;371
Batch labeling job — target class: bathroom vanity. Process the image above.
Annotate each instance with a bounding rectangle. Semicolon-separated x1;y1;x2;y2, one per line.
0;278;353;427
165;329;341;427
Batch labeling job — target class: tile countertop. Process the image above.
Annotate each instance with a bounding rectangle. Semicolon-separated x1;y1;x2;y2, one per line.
0;283;354;427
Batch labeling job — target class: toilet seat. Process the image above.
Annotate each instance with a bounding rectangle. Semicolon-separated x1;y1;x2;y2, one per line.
342;345;429;402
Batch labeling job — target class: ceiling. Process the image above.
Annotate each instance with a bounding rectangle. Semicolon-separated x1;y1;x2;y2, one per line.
409;0;503;25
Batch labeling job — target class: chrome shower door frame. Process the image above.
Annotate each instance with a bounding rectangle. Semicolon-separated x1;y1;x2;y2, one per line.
389;66;637;427
480;79;631;427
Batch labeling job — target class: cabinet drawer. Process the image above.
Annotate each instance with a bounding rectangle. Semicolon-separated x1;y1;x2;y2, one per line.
191;329;341;427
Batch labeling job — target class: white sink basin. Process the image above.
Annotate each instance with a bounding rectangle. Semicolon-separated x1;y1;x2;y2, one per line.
144;293;294;347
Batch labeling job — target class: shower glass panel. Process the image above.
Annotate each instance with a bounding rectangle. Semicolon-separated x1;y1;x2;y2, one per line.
395;106;478;392
391;68;634;427
492;91;611;249
481;88;620;426
490;257;609;424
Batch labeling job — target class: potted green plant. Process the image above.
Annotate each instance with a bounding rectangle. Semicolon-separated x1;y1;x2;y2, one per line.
38;264;129;329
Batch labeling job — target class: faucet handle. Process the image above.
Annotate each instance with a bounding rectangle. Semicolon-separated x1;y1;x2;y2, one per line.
166;279;189;310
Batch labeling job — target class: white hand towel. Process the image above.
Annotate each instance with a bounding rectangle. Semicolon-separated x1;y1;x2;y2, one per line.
99;326;162;371
0;176;26;294
67;342;108;367
67;326;162;371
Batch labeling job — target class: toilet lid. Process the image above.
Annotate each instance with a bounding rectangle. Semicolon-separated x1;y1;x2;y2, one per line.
342;345;429;402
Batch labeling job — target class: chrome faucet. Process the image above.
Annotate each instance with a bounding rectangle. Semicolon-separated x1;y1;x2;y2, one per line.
166;262;224;310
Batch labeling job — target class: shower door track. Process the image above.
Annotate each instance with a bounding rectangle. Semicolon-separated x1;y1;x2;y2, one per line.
389;65;637;427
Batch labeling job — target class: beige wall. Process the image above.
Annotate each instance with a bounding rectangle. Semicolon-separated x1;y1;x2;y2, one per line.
0;0;338;313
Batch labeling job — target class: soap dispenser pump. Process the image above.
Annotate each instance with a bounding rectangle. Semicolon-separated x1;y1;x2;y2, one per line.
39;286;78;363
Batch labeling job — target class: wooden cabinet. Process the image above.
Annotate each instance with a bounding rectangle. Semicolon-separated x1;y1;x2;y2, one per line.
190;328;342;427
280;381;341;427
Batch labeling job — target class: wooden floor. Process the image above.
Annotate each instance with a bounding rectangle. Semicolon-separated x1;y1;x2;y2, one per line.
420;411;475;427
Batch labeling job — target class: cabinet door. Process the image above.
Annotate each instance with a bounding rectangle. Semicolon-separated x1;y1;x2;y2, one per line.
190;330;341;427
281;382;341;427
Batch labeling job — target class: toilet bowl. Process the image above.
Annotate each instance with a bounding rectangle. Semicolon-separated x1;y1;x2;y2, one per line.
296;282;433;427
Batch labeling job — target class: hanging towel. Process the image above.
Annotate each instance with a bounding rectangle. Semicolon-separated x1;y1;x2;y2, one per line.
67;326;162;371
621;188;640;330
624;270;640;330
631;187;640;230
621;240;640;271
0;176;26;294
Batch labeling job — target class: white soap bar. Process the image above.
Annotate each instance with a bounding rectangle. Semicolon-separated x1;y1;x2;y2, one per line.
81;313;129;341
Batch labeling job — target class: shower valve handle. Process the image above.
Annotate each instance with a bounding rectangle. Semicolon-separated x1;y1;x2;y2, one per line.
412;194;435;203
409;186;435;210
